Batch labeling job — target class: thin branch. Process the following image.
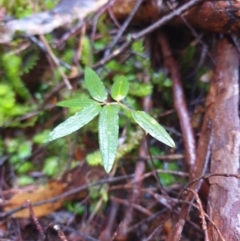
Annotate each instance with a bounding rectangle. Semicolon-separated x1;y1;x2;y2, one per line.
158;31;196;175
111;196;152;216
39;35;72;89
117;161;146;238
166;0;215;65
186;188;209;241
183;173;240;193
43;0;202;104
104;0;143;56
53;225;68;241
26;200;45;237
74;23;86;65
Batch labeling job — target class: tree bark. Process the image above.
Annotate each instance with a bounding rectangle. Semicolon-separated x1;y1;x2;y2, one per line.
207;38;240;241
182;1;240;33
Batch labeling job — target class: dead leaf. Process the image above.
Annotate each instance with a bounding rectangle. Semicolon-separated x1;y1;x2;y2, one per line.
4;164;104;218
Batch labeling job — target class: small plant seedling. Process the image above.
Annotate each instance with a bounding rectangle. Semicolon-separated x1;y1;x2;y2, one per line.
44;67;175;173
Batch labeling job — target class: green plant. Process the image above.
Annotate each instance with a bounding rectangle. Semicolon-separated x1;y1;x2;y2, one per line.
64;201;85;215
44;67;175;173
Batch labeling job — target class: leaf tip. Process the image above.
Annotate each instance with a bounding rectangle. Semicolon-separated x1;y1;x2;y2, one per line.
169;139;175;148
104;165;111;173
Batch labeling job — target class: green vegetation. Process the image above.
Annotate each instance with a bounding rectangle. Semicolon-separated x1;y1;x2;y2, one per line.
45;67;175;173
0;0;203;190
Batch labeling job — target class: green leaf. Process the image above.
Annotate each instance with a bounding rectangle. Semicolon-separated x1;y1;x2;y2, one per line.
18;141;32;159
84;67;107;102
129;82;152;97
18;175;34;186
17;162;34;174
99;105;119;173
43;157;59;177
131;111;175;148
111;75;129;101
86;150;103;166
131;40;144;54
82;37;93;66
57;98;97;108
45;103;101;142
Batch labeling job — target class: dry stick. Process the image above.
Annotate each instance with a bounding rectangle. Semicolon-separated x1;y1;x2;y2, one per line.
39;35;72;90
111;196;152;216
143;91;176;235
117;161;145;239
111;172;240;238
109;169;189;191
98;202;119;241
55;20;83;49
90;0;117;43
157;18;218;239
151;192;203;233
126;210;165;234
26;199;45;237
158;31;196;174
158;31;210;241
15;220;23;241
170;198;225;241
90;3;110;43
176;200;225;241
166;106;211;239
61;226;100;241
74;23;86;65
149;187;224;240
144;136;169;196
144;222;165;241
157;32;198;240
43;0;202;104
184;173;240;192
166;0;215;65
143;193;183;240
104;0;143;57
86;194;104;225
152;189;224;240
145;191;204;238
162;172;240;239
140;75;169;196
94;0;202;69
53;225;68;241
186;188;209;241
107;4;121;29
144;154;184;160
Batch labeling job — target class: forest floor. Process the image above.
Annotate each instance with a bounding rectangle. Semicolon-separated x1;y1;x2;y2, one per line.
1;1;239;240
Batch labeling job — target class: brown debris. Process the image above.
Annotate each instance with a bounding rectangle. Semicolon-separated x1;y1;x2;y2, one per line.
3;164;104;218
